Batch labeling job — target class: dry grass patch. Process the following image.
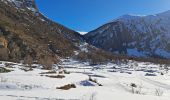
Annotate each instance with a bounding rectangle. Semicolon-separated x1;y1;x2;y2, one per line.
46;75;65;79
57;84;76;90
40;70;56;74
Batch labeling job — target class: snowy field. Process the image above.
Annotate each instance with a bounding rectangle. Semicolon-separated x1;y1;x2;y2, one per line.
0;59;170;100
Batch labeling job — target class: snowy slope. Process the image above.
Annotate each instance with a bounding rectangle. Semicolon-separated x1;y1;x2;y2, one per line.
0;60;170;100
85;10;170;58
78;31;88;35
2;0;38;12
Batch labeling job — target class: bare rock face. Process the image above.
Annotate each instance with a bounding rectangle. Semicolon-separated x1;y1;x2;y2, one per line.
85;11;170;59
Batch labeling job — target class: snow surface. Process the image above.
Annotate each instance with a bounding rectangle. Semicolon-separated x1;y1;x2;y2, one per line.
78;31;88;35
0;60;170;100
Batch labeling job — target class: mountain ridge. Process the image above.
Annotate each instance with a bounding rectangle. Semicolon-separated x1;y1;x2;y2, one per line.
0;0;85;69
85;10;170;59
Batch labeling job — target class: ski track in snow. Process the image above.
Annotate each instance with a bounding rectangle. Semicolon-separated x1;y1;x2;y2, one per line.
139;75;170;90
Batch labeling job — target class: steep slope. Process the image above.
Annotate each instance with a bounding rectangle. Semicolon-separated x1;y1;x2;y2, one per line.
85;10;170;59
0;0;84;68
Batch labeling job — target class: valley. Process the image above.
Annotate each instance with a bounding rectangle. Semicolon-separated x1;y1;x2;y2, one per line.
0;59;170;100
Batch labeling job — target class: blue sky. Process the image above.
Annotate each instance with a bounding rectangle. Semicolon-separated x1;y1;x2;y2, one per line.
35;0;170;32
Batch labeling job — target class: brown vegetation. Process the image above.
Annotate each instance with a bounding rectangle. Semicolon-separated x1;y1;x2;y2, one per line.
0;48;9;61
0;0;82;69
57;84;76;90
89;76;103;86
46;75;65;79
75;46;170;65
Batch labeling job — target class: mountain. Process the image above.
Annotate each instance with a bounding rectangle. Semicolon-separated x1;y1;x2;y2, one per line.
0;0;85;68
2;0;169;68
0;0;119;68
85;10;170;59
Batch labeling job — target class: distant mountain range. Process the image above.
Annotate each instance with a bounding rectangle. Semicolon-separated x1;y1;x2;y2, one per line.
85;10;170;59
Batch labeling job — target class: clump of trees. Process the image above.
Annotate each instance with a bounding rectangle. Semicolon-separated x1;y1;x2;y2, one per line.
74;49;113;65
23;52;59;70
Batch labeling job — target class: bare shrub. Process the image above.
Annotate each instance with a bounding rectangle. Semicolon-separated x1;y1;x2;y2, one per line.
0;76;7;82
24;55;33;68
155;88;164;96
19;67;33;72
136;85;142;94
63;70;70;74
5;63;15;68
89;76;103;86
130;83;137;94
38;55;54;70
90;92;97;100
0;48;9;61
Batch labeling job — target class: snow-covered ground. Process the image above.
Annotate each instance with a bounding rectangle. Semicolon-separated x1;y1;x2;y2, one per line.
0;59;170;100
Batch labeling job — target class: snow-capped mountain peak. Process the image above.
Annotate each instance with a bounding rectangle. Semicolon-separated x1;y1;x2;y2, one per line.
78;31;88;35
85;10;170;59
118;14;145;19
1;0;37;12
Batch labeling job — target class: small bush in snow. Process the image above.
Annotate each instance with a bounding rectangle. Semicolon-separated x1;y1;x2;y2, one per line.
130;83;143;94
5;63;15;68
0;67;11;73
130;83;137;94
57;84;76;90
155;88;164;96
89;76;103;86
0;76;7;83
90;93;97;100
40;70;56;74
24;55;33;68
63;70;70;74
145;73;157;76
20;67;33;72
46;75;65;79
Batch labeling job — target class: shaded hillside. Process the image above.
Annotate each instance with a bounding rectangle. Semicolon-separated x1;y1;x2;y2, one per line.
85;11;170;59
0;0;83;68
